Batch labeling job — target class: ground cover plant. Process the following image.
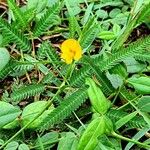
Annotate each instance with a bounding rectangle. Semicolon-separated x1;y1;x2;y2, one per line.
0;0;150;149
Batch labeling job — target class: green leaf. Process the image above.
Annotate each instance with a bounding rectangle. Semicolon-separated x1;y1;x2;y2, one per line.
27;0;47;13
127;76;150;94
138;96;150;112
136;2;150;24
123;57;146;73
22;101;54;129
18;144;30;150
125;127;150;150
57;132;78;150
39;87;88;131
7;0;26;27
115;111;137;130
86;78;111;114
0;48;10;71
33;2;62;36
0;101;21;128
106;72;123;89
35;132;59;149
77;117;105;150
99;31;116;40
4;141;19;150
0;17;31;51
81;3;94;25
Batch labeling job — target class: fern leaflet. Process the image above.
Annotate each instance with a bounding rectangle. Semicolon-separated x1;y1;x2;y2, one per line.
7;0;26;27
10;84;45;102
0;17;31;51
33;2;62;36
107;109;147;129
39;86;88;131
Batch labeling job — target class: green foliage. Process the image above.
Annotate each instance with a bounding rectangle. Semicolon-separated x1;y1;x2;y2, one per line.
107;109;147;129
136;2;150;24
127;76;150;94
38;41;60;65
0;1;150;149
10;84;45;102
70;65;92;87
0;18;31;51
7;0;26;28
78;117;106;150
39;87;88;131
86;78;111;114
0;48;10;71
79;18;99;51
33;2;62;36
0;101;21;128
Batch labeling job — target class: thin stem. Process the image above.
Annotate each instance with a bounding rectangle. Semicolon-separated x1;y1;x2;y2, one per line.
112;131;150;149
73;112;86;129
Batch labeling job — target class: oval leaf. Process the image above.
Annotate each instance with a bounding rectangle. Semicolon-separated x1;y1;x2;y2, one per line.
138;96;150;112
77;116;105;150
127;76;150;94
22;101;54;129
86;78;111;114
0;101;21;128
0;48;10;71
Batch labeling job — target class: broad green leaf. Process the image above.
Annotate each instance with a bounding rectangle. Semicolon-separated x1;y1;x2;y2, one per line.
86;78;111;114
115;111;137;129
22;101;54;129
123;57;146;73
113;24;121;36
127;76;150;94
4;141;19;150
18;144;30;150
0;139;4;146
35;132;59;149
106;72;123;89
109;8;121;18
96;9;108;19
99;31;116;40
138;96;150;112
0;101;21;128
0;48;10;71
3;119;19;129
77;116;106;150
57;132;78;150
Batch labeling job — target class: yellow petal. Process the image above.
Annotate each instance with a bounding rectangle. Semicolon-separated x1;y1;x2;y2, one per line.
60;39;82;64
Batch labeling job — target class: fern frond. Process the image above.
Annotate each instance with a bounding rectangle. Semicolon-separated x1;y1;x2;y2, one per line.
0;18;31;51
107;109;147;129
10;84;45;102
7;0;26;27
39;86;88;131
70;65;92;87
69;16;81;38
79;23;99;50
33;2;62;36
83;56;114;96
41;41;60;65
134;52;150;62
99;36;150;71
0;60;16;80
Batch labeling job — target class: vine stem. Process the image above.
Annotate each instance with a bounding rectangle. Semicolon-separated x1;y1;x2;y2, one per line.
111;131;150;149
0;63;75;149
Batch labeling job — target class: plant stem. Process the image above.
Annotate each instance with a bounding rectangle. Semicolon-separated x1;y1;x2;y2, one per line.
111;131;150;149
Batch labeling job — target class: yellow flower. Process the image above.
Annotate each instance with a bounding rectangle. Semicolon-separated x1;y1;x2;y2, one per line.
60;39;82;64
